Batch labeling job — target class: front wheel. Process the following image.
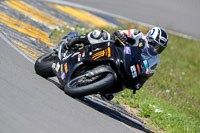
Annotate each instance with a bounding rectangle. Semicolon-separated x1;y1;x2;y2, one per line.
34;51;56;78
64;65;115;97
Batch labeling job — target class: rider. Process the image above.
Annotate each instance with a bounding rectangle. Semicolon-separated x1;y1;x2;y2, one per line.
63;27;168;94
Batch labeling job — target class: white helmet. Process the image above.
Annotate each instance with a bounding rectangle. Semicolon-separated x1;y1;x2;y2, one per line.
147;27;168;54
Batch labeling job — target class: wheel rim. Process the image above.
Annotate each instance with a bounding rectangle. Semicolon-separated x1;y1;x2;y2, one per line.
69;74;103;88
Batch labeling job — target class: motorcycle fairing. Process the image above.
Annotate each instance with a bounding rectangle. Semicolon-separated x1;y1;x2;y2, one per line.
56;42;121;85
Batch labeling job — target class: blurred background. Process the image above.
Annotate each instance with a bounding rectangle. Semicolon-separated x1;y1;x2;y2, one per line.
64;0;200;39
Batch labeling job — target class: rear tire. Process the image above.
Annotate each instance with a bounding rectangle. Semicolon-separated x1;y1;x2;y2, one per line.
64;66;115;97
34;51;55;78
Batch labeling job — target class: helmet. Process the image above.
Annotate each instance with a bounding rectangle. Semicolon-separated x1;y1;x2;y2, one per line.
147;27;168;54
90;30;110;40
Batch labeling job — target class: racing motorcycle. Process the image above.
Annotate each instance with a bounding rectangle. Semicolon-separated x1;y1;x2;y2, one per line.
34;31;152;99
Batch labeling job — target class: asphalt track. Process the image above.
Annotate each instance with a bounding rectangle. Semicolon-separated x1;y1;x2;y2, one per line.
0;34;141;133
63;0;200;39
3;0;197;132
0;1;154;132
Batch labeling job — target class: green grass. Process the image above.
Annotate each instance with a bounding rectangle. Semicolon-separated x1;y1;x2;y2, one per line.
50;24;200;133
114;89;200;132
50;25;93;44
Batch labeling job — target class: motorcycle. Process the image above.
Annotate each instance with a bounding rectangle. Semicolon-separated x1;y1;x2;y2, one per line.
34;31;154;100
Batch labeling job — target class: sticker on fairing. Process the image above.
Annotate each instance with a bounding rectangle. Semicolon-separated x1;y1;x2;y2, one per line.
60;64;63;73
143;60;150;74
78;54;81;61
124;46;131;55
146;68;150;74
82;52;85;57
130;65;137;78
64;63;68;74
139;42;143;47
60;73;65;80
143;60;149;68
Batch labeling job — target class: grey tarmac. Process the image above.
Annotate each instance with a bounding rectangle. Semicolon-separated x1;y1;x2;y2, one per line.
0;33;138;133
62;0;200;39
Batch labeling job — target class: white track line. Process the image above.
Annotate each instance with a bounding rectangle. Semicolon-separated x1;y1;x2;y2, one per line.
0;32;35;64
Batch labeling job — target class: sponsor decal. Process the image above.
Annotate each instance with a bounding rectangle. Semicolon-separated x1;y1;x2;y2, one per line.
78;54;81;61
55;62;60;72
82;51;85;57
146;68;150;75
143;60;150;75
79;47;83;50
60;73;65;80
135;83;141;90
124;46;131;55
130;65;137;78
143;60;149;68
136;64;141;74
92;50;104;60
105;47;111;58
139;42;143;47
64;63;68;74
60;64;63;73
92;47;111;60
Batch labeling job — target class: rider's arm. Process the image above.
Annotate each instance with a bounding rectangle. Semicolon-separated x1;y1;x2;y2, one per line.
112;29;142;46
67;30;110;48
66;33;90;48
111;31;128;46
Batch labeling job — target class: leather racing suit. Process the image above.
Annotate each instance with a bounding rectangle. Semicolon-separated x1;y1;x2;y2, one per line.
64;29;159;92
113;29;160;92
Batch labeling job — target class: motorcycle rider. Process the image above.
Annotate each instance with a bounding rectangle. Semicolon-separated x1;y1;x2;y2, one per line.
62;27;168;98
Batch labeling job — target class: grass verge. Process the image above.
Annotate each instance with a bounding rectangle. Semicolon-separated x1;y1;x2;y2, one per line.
50;23;200;133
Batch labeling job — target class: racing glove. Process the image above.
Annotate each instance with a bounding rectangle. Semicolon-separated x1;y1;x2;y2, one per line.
65;36;80;49
112;31;127;44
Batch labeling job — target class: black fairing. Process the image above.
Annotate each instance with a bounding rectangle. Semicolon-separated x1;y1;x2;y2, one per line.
56;42;121;88
119;46;142;87
55;40;157;93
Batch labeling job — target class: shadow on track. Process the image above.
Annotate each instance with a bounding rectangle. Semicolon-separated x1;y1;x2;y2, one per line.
47;78;155;133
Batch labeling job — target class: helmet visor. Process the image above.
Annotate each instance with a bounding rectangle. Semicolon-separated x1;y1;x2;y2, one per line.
154;43;165;54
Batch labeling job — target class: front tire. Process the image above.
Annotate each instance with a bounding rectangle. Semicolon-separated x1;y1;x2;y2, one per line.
34;51;55;78
64;66;115;97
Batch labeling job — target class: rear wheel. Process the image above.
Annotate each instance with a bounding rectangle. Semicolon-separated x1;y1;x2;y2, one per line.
34;51;55;78
64;65;115;97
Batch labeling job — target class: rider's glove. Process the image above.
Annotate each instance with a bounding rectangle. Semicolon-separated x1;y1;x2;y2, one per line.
113;31;127;44
64;36;80;49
